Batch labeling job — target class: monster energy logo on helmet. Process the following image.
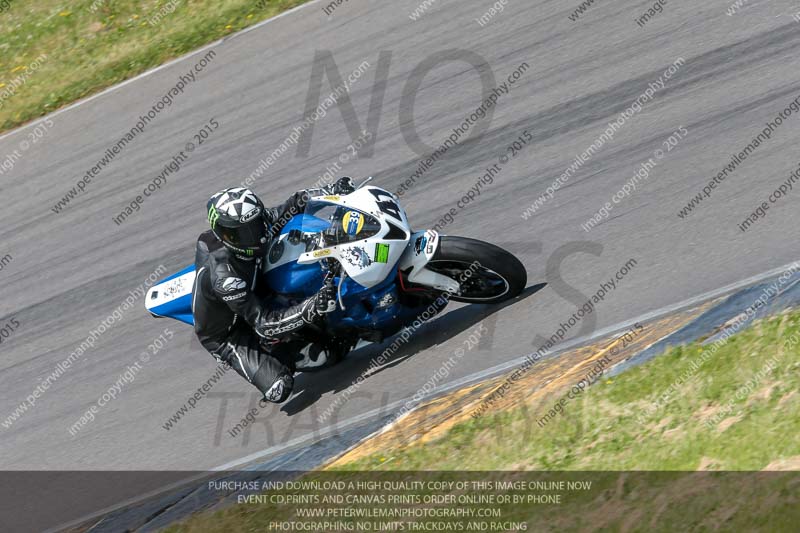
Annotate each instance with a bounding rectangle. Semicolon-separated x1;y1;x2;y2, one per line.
208;204;220;229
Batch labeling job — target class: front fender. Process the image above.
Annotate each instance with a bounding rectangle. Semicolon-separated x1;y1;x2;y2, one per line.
397;230;460;292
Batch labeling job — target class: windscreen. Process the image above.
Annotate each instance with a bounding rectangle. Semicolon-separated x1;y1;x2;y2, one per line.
301;201;382;246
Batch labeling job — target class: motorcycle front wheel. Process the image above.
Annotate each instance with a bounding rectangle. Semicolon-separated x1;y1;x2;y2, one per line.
427;236;527;304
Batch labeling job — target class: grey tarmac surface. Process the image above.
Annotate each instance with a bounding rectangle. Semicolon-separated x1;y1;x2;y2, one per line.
1;0;799;471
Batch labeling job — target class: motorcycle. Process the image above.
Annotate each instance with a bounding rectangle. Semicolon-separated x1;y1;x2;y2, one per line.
145;178;527;350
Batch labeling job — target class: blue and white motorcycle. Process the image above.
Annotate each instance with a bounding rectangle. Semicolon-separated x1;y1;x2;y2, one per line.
145;178;527;351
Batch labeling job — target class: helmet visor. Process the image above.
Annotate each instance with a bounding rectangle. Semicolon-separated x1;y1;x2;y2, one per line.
216;217;267;248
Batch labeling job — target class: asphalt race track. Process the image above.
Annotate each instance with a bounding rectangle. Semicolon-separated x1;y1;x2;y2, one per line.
1;0;799;474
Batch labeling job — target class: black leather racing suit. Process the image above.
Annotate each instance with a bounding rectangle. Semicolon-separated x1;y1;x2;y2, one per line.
192;191;318;395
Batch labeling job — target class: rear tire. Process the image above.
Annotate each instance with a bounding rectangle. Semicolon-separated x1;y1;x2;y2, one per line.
427;236;527;304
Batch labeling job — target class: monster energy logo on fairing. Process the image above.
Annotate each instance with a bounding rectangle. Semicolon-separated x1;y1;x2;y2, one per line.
208;205;220;229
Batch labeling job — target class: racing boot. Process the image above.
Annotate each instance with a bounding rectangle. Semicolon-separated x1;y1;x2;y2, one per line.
295;342;332;371
294;338;355;372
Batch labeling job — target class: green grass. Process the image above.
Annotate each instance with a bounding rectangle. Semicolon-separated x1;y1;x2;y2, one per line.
0;0;313;132
341;311;800;471
162;310;800;532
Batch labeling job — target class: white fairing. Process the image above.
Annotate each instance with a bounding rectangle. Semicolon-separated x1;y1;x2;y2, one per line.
263;185;460;292
145;270;195;315
398;230;460;293
293;186;412;288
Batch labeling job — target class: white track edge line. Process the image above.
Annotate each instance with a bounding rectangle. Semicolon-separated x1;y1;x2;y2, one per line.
0;0;326;144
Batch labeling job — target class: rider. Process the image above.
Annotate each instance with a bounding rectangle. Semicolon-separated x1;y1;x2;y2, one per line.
192;178;355;404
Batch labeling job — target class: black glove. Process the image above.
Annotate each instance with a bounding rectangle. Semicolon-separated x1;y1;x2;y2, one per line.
302;283;336;324
315;283;338;314
302;283;337;324
331;176;356;195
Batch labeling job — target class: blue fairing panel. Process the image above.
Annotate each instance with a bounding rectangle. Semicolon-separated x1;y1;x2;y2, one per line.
150;294;194;326
146;266;196;326
265;262;325;297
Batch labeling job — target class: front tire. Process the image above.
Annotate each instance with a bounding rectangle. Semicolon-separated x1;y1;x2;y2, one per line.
427;236;527;304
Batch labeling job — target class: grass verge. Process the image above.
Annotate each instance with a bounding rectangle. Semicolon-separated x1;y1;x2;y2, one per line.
0;0;313;133
340;309;800;471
